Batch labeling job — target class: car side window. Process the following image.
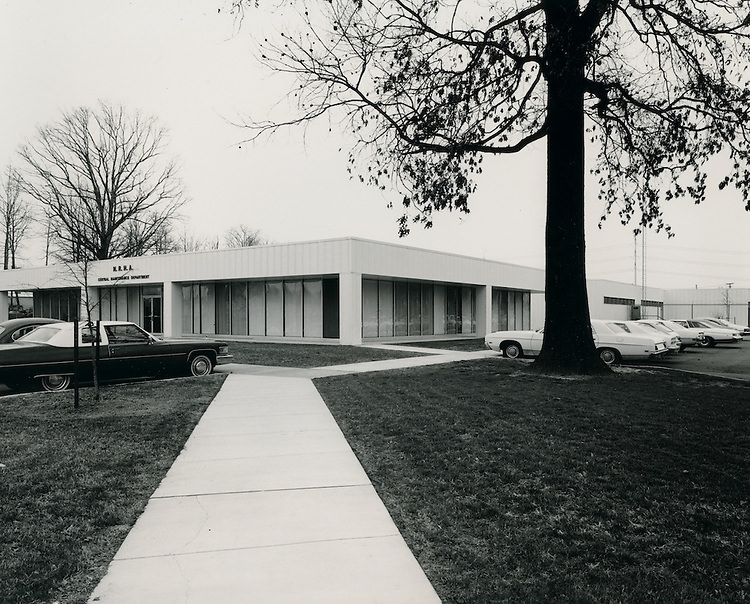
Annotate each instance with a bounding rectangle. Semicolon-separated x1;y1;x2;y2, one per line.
81;328;101;344
105;325;150;343
12;326;36;341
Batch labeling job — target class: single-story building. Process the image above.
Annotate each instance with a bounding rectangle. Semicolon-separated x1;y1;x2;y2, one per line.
0;237;744;343
663;286;750;325
0;238;545;345
585;279;668;321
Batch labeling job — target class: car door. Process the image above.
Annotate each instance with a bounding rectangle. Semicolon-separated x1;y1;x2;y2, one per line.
102;324;159;381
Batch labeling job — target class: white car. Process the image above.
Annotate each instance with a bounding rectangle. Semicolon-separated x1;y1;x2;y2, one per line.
484;320;669;365
629;320;681;353
639;319;706;349
591;320;670;363
696;317;750;336
484;329;545;359
672;319;742;346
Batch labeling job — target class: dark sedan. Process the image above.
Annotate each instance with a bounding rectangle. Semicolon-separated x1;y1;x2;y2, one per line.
0;317;63;344
0;321;232;391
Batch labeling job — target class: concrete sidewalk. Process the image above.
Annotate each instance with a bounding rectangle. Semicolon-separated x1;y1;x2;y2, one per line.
217;347;498;380
87;350;491;603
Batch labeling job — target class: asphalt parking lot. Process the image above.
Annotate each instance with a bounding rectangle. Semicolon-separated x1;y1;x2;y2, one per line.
646;340;750;381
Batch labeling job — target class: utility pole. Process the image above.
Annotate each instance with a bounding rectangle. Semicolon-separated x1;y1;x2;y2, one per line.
726;282;733;321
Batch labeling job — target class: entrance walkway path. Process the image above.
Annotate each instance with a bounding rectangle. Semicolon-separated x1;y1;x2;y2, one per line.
89;348;496;603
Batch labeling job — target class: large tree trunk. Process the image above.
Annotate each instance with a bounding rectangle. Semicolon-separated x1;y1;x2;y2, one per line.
535;1;607;373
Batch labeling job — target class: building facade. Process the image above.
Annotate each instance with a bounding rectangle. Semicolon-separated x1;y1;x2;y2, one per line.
4;237;744;341
663;286;750;324
0;238;544;345
584;280;668;321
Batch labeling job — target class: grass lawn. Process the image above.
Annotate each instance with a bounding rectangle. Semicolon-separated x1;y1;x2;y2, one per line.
315;359;750;603
0;375;226;604
3;347;748;603
225;340;429;366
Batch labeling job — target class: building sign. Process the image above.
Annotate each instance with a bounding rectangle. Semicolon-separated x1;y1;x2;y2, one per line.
97;264;150;283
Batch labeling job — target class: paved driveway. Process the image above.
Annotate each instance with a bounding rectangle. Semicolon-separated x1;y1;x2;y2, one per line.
647;340;750;381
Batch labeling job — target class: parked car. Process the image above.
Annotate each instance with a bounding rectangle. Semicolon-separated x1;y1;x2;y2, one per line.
484;328;544;359
639;319;706;349
591;320;670;363
0;317;63;344
628;320;681;353
484;320;669;365
696;317;750;336
0;321;232;392
672;319;742;346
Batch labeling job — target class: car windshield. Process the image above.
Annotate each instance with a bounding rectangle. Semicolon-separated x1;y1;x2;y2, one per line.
662;321;684;330
648;323;671;334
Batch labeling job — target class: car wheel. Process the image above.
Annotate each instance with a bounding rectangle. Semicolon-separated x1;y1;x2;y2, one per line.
598;348;619;365
699;336;715;347
502;342;522;359
189;354;214;377
41;375;71;392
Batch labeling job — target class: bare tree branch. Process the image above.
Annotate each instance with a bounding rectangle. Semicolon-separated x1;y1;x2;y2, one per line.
0;166;34;269
228;0;750;371
224;224;265;247
19;102;186;262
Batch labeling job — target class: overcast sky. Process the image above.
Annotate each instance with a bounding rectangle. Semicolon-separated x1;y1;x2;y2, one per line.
2;0;749;290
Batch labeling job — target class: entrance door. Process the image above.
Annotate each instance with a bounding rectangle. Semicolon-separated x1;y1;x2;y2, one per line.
446;286;462;334
143;295;162;334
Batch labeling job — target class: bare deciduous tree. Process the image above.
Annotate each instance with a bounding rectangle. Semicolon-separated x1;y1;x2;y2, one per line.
174;229;220;252
123;215;182;256
224;224;264;248
0;166;34;270
20;102;185;262
229;0;750;372
65;257;101;403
